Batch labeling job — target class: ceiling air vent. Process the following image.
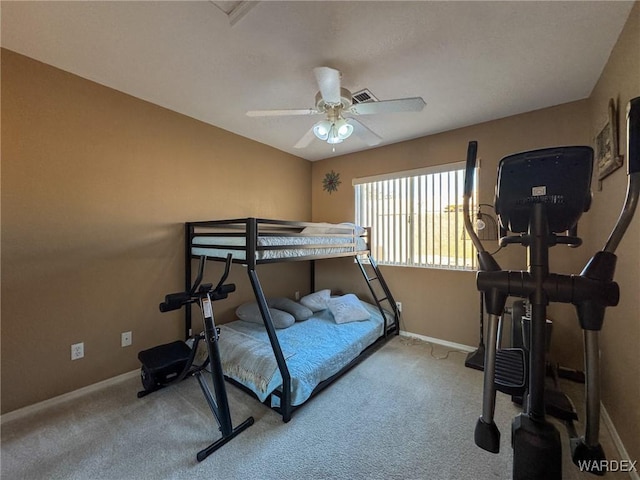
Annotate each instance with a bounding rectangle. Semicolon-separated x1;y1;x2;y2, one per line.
210;1;258;26
351;89;379;104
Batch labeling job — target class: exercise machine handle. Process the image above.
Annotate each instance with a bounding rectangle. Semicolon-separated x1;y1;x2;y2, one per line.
628;97;640;174
463;141;485;253
159;292;191;312
464;141;478;198
159;254;237;312
603;96;640;254
210;283;236;301
214;254;233;292
463;141;502;274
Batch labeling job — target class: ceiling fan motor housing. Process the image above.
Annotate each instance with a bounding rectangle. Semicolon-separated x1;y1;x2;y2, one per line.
315;88;353;112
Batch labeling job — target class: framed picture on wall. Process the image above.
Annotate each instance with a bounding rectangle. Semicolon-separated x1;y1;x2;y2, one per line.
596;98;623;181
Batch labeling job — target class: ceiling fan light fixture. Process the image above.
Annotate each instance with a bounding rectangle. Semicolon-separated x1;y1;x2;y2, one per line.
313;117;353;144
326;123;343;144
327;118;354;144
313;120;332;140
335;118;353;140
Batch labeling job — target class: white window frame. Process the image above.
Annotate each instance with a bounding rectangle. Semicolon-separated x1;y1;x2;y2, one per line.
353;161;477;270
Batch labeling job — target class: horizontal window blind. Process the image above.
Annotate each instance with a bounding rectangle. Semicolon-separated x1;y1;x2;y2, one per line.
354;162;476;270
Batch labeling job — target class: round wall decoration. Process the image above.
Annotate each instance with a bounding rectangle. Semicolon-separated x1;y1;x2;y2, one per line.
322;170;341;194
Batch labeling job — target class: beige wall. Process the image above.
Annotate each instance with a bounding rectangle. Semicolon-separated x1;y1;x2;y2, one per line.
1;49;312;413
586;1;640;463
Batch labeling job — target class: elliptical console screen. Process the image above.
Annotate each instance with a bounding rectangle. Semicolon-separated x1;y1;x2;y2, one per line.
495;146;593;234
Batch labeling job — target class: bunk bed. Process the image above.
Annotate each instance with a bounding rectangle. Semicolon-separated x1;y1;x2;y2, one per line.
184;218;399;422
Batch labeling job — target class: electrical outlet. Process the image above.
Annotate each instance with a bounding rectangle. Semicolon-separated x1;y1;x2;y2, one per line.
71;342;84;360
395;301;402;313
294;291;300;301
121;331;132;347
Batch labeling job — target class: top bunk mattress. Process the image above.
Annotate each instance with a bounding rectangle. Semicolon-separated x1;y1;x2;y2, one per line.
189;219;368;262
192;234;368;261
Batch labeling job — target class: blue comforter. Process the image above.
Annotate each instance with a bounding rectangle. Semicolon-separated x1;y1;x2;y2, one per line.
218;301;389;406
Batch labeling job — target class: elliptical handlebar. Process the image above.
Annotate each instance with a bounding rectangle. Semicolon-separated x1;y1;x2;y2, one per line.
463;141;485;254
463;141;502;273
603;96;640;254
628;97;640;174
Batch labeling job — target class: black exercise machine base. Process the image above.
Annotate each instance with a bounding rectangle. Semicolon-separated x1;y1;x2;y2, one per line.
512;413;562;480
570;437;606;476
475;417;500;454
464;345;485;371
196;416;255;462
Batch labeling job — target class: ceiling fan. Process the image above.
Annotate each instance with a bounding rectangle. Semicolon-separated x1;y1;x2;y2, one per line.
246;67;426;149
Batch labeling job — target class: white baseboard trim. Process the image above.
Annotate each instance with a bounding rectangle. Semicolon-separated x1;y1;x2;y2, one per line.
399;330;476;353
601;402;639;480
1;370;140;425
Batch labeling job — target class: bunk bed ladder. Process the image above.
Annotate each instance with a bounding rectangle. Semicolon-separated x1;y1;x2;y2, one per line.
356;254;400;336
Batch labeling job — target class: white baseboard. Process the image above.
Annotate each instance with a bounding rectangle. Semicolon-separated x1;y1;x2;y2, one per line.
1;370;140;425
601;402;640;480
399;330;476;353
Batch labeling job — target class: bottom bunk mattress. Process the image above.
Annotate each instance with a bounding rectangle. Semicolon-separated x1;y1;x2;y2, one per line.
217;300;391;407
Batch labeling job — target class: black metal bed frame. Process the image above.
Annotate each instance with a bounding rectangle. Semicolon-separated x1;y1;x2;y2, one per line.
184;217;399;422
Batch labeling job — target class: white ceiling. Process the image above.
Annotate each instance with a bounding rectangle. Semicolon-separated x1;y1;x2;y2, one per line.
1;1;634;161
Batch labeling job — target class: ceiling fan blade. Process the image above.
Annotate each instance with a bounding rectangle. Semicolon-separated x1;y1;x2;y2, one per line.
347;118;382;146
247;108;320;117
348;97;426;115
294;127;317;149
313;67;341;105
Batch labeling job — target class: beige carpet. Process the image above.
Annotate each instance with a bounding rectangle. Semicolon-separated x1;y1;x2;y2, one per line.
0;336;629;479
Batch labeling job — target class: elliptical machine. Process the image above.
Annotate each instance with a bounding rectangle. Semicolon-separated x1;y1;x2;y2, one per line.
138;254;254;462
463;96;639;479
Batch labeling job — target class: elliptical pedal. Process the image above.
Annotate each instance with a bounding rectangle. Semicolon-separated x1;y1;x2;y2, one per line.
495;348;527;396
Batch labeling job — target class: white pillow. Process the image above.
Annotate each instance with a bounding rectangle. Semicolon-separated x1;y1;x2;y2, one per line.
301;223;365;235
329;223;366;235
328;294;371;324
235;302;295;329
299;289;331;312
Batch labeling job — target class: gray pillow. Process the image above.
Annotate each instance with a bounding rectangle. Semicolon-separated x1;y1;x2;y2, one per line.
235;302;295;329
267;297;313;321
328;294;371;324
299;289;331;312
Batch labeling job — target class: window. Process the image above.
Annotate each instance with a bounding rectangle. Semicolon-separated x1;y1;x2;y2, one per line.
354;161;476;270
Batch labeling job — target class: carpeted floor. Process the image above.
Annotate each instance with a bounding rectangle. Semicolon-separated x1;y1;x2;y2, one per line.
0;336;629;479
